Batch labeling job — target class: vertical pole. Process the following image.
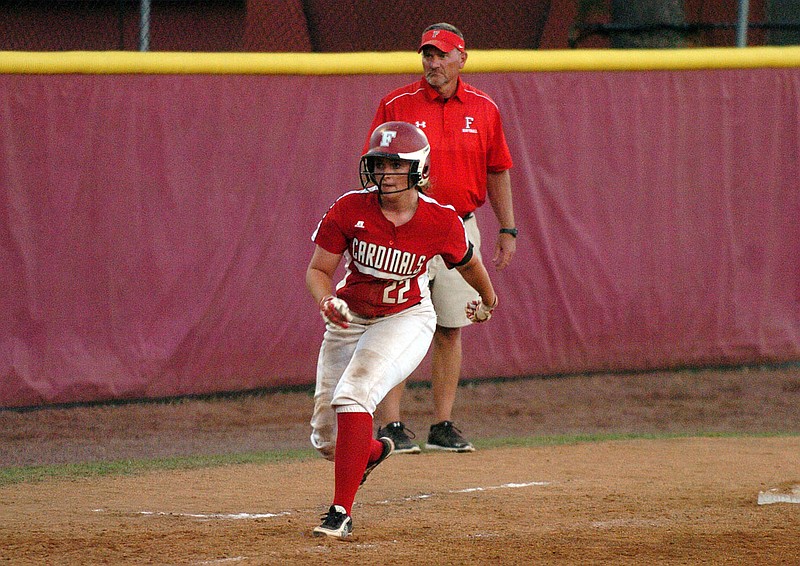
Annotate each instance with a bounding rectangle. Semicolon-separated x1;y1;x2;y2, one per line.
139;0;151;52
736;0;750;47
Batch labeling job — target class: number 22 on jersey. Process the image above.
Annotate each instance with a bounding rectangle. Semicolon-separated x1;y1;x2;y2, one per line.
383;279;411;304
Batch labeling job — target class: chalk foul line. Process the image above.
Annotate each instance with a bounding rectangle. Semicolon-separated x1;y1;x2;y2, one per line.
96;480;550;521
381;480;551;503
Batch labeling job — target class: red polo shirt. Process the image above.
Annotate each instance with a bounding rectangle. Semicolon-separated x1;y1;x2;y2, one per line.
365;77;513;218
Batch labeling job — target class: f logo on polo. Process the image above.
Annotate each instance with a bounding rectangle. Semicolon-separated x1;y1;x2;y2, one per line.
462;116;477;134
380;130;397;147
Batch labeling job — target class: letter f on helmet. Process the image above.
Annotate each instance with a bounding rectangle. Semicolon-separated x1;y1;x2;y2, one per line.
380;130;398;147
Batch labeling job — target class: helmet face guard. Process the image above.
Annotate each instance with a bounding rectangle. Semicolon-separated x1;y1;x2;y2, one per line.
360;122;430;194
359;154;424;194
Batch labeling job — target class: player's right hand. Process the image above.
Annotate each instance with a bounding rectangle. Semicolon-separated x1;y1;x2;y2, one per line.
319;295;353;328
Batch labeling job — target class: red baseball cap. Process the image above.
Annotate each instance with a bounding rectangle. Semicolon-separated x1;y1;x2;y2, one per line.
418;29;466;53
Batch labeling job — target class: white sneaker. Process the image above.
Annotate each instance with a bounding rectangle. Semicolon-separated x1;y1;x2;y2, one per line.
312;505;352;539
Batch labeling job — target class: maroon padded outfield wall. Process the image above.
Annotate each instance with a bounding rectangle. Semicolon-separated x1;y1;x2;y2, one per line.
1;68;799;408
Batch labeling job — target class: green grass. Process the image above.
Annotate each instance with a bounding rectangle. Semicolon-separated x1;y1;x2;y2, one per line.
473;430;798;449
2;431;796;488
0;448;317;487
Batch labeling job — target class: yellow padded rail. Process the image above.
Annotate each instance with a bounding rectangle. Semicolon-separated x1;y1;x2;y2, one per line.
1;46;800;75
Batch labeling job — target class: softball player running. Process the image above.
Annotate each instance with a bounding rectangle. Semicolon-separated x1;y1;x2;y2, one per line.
307;121;498;538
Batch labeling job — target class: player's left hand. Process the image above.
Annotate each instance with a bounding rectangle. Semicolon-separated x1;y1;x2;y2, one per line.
320;295;353;328
466;295;498;323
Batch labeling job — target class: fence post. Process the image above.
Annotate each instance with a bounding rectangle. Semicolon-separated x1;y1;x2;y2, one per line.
139;0;151;52
736;0;750;47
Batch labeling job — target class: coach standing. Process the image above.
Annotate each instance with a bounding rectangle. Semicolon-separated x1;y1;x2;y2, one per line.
365;22;516;453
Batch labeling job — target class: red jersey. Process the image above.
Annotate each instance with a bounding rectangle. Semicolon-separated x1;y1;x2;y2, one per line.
365;78;513;218
312;189;472;318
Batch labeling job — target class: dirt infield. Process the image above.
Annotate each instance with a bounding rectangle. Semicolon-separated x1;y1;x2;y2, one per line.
2;366;799;564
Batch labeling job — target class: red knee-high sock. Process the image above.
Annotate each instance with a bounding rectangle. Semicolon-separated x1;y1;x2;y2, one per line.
333;411;373;515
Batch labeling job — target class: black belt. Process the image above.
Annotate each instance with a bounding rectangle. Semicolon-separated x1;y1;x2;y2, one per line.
462;212;474;220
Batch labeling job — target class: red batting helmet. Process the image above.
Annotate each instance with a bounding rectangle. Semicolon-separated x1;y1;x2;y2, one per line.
360;121;431;193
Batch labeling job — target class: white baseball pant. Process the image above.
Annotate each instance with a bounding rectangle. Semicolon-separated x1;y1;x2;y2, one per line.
310;299;436;460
